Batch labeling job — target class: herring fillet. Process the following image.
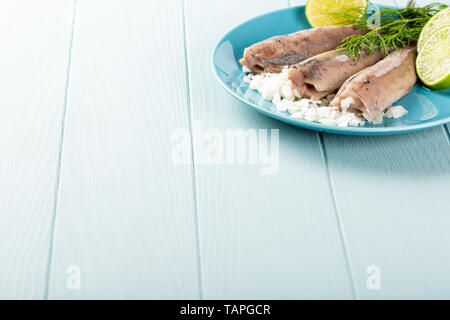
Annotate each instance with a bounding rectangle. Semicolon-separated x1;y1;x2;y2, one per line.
240;25;365;74
331;47;417;121
288;49;384;100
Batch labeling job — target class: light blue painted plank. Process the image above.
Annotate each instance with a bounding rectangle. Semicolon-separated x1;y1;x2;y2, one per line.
0;0;75;299
48;0;200;299
294;0;450;299
324;128;450;299
185;0;354;299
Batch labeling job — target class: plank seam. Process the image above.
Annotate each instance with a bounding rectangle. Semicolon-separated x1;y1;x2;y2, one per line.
182;0;204;300
317;132;358;299
44;0;78;300
443;125;450;144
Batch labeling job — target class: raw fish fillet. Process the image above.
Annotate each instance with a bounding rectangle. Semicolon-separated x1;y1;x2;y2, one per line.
240;25;365;73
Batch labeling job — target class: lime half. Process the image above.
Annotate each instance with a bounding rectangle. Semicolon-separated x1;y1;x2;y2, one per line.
416;26;450;91
305;0;367;27
418;7;450;52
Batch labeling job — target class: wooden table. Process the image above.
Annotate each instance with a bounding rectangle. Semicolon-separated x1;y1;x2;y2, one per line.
1;0;449;299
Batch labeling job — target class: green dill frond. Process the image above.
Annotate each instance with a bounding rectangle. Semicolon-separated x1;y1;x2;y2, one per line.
327;2;448;59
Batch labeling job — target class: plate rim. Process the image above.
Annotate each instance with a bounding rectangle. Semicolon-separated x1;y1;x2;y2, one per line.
211;5;450;136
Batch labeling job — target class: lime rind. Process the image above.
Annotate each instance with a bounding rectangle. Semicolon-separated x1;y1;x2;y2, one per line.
418;7;450;51
416;25;450;91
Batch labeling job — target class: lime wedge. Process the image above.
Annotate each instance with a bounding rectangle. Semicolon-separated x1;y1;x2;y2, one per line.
416;26;450;90
305;0;367;27
418;7;450;52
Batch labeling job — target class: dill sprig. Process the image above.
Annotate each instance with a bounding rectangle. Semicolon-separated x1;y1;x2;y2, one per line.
328;2;448;59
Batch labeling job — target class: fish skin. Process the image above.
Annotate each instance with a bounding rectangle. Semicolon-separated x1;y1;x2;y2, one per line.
240;25;366;74
331;47;417;121
288;49;384;100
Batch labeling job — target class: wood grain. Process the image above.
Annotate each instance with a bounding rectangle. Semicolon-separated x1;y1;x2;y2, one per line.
47;0;200;299
0;0;75;299
185;0;354;299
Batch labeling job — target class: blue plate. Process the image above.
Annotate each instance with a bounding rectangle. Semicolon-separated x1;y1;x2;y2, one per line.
211;6;450;135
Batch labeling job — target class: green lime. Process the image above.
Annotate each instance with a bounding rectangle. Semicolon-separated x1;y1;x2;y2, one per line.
416;26;450;90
